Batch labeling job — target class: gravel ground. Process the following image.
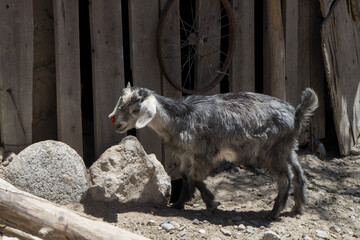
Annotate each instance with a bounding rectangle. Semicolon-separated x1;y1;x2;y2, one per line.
76;151;360;240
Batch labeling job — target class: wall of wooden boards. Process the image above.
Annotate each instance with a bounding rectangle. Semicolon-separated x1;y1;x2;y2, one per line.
0;0;327;178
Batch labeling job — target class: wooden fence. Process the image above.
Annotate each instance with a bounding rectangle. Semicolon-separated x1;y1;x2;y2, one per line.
0;0;326;178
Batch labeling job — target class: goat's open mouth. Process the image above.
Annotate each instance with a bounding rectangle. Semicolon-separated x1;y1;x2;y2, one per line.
116;126;128;133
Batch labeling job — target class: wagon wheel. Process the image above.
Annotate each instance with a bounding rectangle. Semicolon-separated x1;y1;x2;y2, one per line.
157;0;235;94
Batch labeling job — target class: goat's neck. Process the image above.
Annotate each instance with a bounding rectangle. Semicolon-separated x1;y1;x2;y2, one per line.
147;94;186;142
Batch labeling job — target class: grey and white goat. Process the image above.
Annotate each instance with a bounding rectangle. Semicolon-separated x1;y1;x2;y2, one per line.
109;83;318;219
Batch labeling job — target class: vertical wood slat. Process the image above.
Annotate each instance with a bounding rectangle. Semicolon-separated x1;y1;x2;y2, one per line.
196;0;221;95
0;1;33;153
89;0;125;158
284;0;299;107
229;0;255;92
263;0;286;100
53;0;83;156
129;0;163;162
159;0;182;179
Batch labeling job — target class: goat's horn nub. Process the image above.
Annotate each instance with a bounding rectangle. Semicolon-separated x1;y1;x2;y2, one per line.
108;95;122;119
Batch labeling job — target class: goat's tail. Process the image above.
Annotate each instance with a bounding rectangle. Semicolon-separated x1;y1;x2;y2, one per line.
294;88;318;137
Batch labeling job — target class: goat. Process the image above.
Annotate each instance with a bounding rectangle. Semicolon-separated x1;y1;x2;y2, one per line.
109;83;318;220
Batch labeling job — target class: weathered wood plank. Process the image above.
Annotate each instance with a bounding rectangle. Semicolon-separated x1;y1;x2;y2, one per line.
0;178;149;240
0;1;33;153
229;0;255;92
53;0;83;156
196;0;221;95
321;0;360;155
263;0;286;100
89;0;125;158
319;0;334;18
32;0;57;143
129;0;163;161
159;0;182;179
284;0;299;107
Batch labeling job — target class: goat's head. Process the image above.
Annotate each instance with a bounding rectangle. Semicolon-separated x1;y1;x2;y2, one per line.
108;83;157;133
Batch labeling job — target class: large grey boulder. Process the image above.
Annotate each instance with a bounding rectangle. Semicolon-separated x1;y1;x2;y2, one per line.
88;136;171;205
3;140;88;204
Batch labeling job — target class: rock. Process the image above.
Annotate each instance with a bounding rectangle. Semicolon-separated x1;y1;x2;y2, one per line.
198;229;206;234
261;231;282;240
161;223;174;232
353;197;360;203
220;228;232;236
315;230;329;239
302;234;312;240
146;220;156;226
329;226;341;233
3;140;87;204
88;136;171;204
231;216;242;223
236;224;246;230
178;230;186;237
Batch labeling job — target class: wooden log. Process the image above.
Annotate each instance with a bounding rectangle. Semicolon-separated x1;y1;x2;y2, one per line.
263;0;286;100
229;0;255;92
0;178;149;240
0;0;33;153
319;0;334;17
53;0;83;156
89;0;126;158
320;0;360;155
128;0;163;162
0;225;42;240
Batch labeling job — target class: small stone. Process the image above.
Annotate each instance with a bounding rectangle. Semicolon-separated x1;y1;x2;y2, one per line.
220;228;232;236
329;225;341;233
245;226;254;234
198;229;206;234
237;224;246;230
231;216;242;223
261;231;282;240
169;221;180;229
178;230;186;237
315;230;329;239
161;223;174;232
146;220;156;226
349;207;355;211
192;219;201;225
302;234;312;240
353;197;360;203
4;152;16;162
2;160;9;167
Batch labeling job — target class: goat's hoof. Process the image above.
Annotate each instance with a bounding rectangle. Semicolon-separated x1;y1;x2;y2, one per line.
170;202;185;210
291;205;304;215
266;211;279;221
206;201;220;212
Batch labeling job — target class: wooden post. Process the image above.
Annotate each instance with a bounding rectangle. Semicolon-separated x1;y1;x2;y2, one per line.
53;0;83;156
263;0;286;100
89;0;126;158
0;179;149;240
229;0;255;92
0;1;33;153
128;0;163;161
159;0;182;179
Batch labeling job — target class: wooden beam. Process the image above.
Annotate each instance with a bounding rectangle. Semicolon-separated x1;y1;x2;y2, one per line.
229;0;255;92
0;178;149;240
128;0;163;161
0;0;33;153
263;0;286;100
53;0;83;156
89;0;126;158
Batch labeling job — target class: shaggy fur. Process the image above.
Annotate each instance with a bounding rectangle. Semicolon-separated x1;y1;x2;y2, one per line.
109;84;318;219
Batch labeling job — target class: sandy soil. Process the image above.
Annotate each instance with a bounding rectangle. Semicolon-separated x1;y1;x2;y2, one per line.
73;150;360;240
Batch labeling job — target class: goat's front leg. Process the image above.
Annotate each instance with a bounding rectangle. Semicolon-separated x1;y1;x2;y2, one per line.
194;180;220;211
171;173;195;210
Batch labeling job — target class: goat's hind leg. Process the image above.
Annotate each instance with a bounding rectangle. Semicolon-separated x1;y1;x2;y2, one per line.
171;173;195;210
194;180;220;211
267;169;291;220
289;151;308;214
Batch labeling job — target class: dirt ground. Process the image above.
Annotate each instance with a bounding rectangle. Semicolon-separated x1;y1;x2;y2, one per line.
69;149;360;240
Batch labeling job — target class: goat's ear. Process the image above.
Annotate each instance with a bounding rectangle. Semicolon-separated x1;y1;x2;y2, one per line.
135;96;157;129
